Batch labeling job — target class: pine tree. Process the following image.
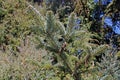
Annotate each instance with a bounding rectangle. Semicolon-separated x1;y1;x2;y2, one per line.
96;50;120;80
29;3;109;79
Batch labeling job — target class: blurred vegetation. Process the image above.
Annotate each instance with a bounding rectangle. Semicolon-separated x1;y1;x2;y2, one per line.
0;0;35;54
0;0;120;80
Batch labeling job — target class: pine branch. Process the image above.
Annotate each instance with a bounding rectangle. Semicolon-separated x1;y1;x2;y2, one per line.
26;2;45;21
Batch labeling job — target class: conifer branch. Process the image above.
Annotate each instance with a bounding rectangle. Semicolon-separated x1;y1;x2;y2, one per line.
26;2;45;21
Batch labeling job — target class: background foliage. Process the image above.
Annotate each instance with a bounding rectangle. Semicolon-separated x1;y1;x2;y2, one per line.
0;0;120;80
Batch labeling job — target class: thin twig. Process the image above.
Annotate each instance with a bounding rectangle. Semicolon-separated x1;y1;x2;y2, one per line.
26;2;45;21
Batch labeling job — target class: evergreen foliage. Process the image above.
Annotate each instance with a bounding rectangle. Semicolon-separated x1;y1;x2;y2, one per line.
0;0;120;80
96;50;120;80
30;5;110;79
0;0;34;54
